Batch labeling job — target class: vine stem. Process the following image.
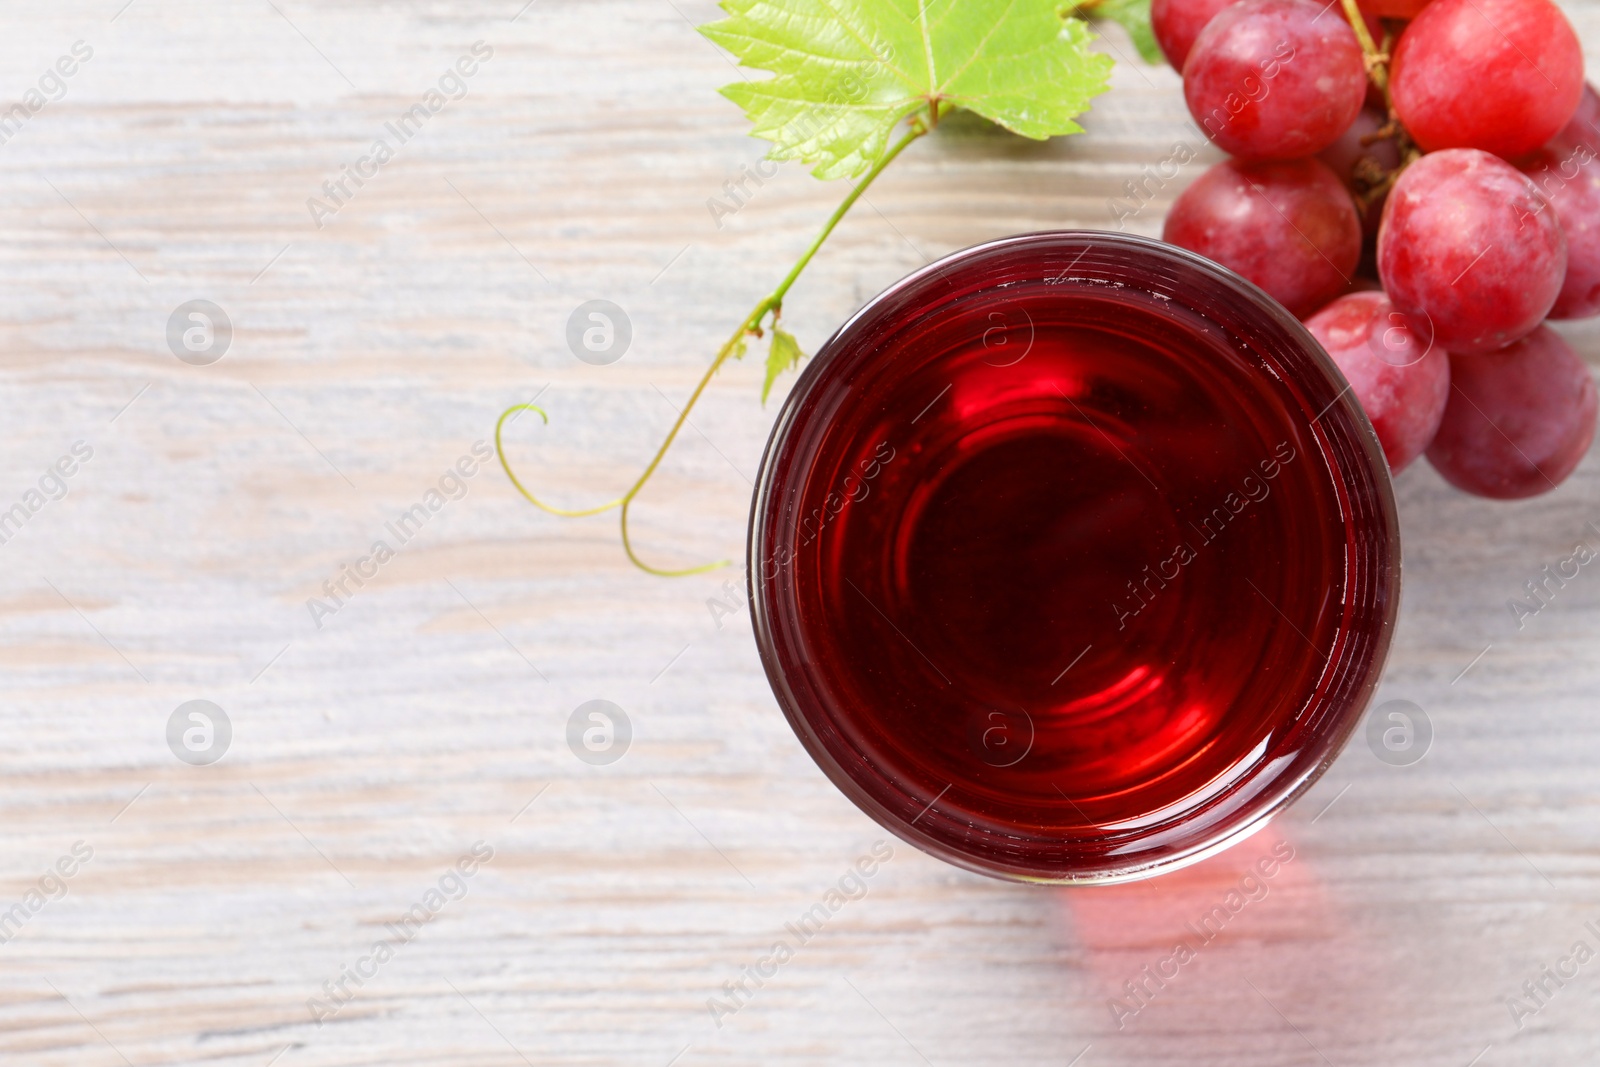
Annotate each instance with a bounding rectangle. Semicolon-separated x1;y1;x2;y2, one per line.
497;121;928;577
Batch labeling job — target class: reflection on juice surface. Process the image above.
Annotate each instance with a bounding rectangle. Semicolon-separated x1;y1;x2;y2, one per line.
808;298;1339;831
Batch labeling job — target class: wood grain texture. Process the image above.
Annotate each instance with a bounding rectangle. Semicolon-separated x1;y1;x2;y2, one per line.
0;1;1597;1064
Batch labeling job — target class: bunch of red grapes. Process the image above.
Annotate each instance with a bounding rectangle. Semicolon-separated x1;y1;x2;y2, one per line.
1155;0;1599;497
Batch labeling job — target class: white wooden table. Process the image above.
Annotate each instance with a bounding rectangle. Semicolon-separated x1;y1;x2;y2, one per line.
0;1;1597;1064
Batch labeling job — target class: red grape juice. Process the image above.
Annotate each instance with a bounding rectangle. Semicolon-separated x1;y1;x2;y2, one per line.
750;233;1398;882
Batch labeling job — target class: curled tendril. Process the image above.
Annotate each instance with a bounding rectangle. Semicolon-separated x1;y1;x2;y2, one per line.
495;404;624;517
493;123;928;577
496;399;732;577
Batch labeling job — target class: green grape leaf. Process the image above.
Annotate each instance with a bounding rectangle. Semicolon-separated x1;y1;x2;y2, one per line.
702;0;1116;179
1077;0;1161;65
763;328;805;404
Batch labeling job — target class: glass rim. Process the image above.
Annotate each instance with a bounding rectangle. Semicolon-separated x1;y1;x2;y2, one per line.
747;229;1402;885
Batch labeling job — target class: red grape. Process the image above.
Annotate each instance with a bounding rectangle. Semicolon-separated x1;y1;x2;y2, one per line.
1426;326;1597;498
1357;0;1431;17
1389;0;1583;159
1164;157;1360;316
1304;291;1450;471
1520;141;1600;319
1183;0;1367;161
1152;0;1258;70
1378;149;1565;353
1550;82;1600;154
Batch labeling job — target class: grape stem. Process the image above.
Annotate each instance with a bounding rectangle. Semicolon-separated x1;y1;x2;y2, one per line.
1337;9;1420;213
1340;0;1388;91
496;120;929;577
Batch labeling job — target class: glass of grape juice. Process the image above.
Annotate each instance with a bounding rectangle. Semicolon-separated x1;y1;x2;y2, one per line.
748;231;1399;884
